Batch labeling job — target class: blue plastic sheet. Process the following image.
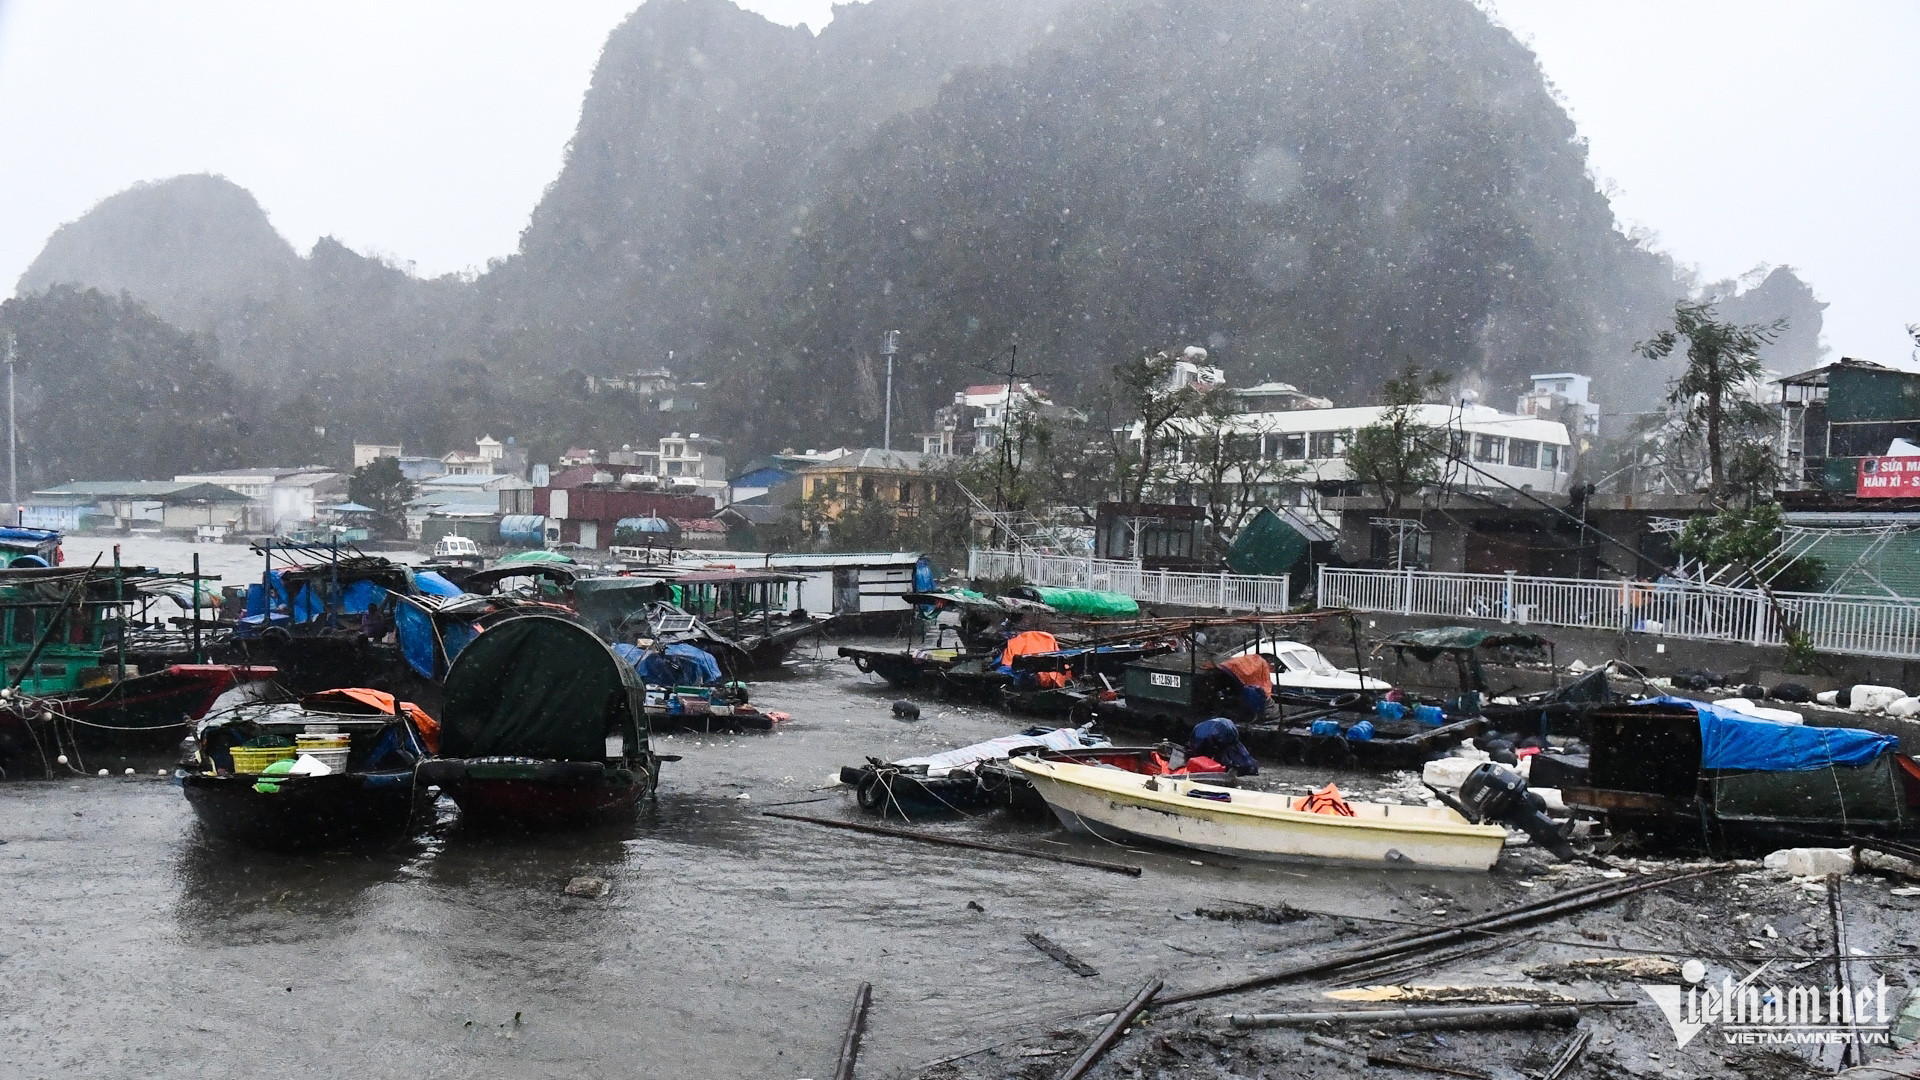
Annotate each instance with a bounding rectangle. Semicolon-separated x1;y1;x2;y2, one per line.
442;621;477;664
1636;696;1898;772
288;585;324;623
413;570;465;597
394;601;438;678
616;642;722;686
341;580;388;615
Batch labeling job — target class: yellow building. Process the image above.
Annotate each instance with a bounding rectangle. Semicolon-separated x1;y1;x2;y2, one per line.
799;449;947;517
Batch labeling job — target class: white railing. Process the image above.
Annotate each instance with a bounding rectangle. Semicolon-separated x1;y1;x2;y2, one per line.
968;549;1289;613
1318;566;1920;661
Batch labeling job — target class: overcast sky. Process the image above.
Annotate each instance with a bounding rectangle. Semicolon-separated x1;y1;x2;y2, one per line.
1;0;1915;367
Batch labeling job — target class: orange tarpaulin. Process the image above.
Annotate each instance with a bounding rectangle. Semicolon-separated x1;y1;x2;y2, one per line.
1293;782;1356;817
302;687;441;754
997;630;1060;668
1218;653;1273;690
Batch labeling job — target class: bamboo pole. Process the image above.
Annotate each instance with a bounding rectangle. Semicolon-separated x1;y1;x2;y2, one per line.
762;810;1142;876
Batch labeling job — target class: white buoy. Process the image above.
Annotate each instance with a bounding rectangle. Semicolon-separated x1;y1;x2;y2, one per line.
124;768;135;776
96;769;108;777
157;769;168;776
55;754;67;765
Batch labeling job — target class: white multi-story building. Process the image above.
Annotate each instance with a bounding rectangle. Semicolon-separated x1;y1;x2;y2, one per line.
1146;402;1573;506
1517;373;1600;441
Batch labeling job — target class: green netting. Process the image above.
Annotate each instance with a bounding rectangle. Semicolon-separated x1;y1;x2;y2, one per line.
440;615;641;761
1026;586;1139;617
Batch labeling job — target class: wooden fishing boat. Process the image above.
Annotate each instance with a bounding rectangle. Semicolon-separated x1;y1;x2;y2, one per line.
419;614;663;829
1010;757;1510;870
0;564;276;773
181;688;437;850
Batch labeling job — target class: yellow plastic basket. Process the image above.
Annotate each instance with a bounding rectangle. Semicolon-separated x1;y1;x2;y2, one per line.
229;746;295;774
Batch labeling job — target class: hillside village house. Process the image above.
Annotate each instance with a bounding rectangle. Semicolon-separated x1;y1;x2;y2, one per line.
799;449;946;520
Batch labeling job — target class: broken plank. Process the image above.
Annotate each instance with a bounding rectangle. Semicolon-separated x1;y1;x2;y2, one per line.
1025;932;1099;977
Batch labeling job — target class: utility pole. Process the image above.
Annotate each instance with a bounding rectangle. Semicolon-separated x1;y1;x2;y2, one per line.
881;330;900;450
5;331;15;515
968;343;1047;533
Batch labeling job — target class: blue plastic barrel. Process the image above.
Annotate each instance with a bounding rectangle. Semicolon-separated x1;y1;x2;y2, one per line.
1309;718;1342;737
1345;720;1375;742
1375;700;1407;720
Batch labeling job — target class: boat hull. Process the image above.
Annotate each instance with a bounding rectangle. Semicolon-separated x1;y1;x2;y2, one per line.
182;770;434;850
423;758;652;829
1013;759;1507;871
0;664;276;771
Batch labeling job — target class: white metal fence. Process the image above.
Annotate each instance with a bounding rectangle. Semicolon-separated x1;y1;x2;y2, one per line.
1318;566;1920;661
968;549;1289;613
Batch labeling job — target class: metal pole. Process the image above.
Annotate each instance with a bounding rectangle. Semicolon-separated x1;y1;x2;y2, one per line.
6;331;16;511
881;329;899;451
192;552;203;663
113;544;124;679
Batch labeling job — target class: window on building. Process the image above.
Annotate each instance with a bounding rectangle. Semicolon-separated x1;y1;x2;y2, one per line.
897;480;913;503
1280;433;1307;460
1448;430;1469;460
1309;431;1339;458
1473;435;1506;464
1508;439;1539;469
859;477;876;501
1541;444;1561;471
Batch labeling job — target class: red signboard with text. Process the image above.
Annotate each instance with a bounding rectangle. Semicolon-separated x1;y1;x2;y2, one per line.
1857;456;1920;498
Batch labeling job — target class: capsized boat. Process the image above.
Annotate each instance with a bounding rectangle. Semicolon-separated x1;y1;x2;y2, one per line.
418;614;663;828
1010;757;1510;871
181;688;438;849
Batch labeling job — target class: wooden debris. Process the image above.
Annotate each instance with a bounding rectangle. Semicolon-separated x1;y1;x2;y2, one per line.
1228;1002;1582;1031
762;810;1143;876
1193;901;1310;924
1524;956;1680;981
1025;932;1099;977
1539;1029;1591;1080
1059;978;1162;1080
1158;867;1728;1006
1365;1050;1493;1079
831;981;872;1080
1831;872;1868;1068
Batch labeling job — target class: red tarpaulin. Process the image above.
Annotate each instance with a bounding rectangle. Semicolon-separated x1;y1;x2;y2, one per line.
1857;456;1920;498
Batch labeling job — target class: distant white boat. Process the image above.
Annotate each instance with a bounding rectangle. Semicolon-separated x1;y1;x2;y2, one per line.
1011;757;1506;871
1222;640;1390;697
431;535;484;567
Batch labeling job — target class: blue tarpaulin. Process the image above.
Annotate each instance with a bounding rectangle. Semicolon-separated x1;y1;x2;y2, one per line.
341;580;387;615
616;642;723;687
442;621;477;664
394;601;439;678
1636;696;1898;772
413;570;465;597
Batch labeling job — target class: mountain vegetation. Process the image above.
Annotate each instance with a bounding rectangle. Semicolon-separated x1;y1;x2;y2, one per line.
12;0;1828;476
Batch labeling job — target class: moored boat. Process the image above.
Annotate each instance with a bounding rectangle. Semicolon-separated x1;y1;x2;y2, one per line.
1010;757;1510;871
181;688;438;849
419;614;663;829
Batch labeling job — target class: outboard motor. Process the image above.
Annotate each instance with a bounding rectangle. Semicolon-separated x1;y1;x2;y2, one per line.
1457;761;1576;861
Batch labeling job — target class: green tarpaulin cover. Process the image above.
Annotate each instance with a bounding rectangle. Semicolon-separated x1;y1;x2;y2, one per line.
1025;586;1140;618
495;549;576;566
440;615;643;761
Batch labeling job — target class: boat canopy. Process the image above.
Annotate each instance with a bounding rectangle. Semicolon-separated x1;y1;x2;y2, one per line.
615;642;722;686
496;548;575;566
441;615;643;761
1635;696;1898;772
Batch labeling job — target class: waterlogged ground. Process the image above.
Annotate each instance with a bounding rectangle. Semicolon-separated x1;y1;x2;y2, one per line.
2;617;1915;1078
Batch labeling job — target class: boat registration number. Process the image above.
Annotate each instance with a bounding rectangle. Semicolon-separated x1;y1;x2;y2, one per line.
1149;673;1182;688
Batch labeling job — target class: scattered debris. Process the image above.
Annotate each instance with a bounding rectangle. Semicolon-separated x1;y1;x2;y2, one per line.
1323;984;1573;1005
891;700;921;720
1539;1029;1592;1080
1060;978;1161;1080
1192;901;1310;924
1765;847;1855;878
1364;1049;1493;1079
